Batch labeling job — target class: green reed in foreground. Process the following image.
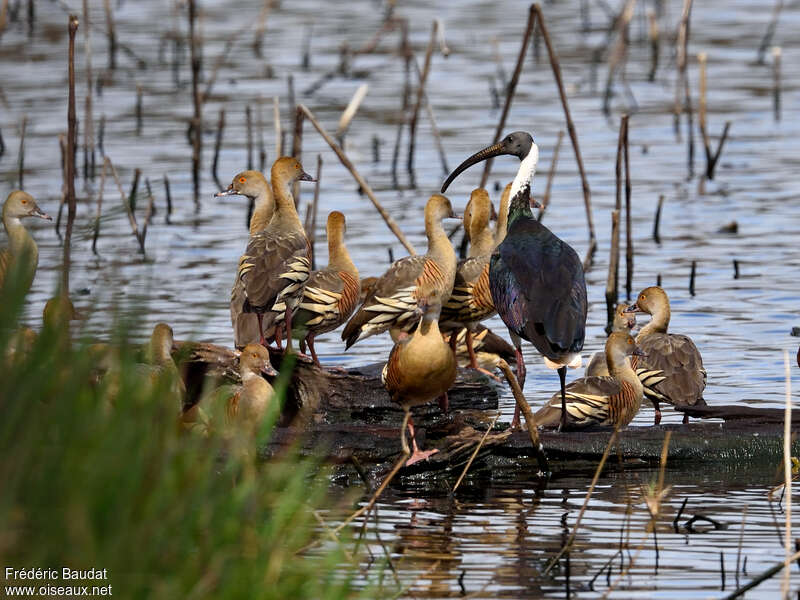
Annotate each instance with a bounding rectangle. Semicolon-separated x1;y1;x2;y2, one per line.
0;264;358;600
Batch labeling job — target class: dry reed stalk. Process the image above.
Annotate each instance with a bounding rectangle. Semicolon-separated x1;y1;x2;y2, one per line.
140;178;155;248
653;194;664;243
82;0;95;180
56;134;67;238
773;46;782;121
188;0;201;209
257;99;266;173
0;126;5;158
723;549;800;599
391;20;411;185
163;174;172;224
300;104;416;256
135;83;143;136
545;428;620;575
537;130;564;221
673;0;692;133
406;20;437;179
102;0;116;71
212;108;224;189
17;115;26;189
496;359;548;473
452;411;501;494
757;0;783;65
647;8;659;82
336;83;369;143
245;105;253;170
782;350;792;598
698;53;731;180
479;5;535;189
603;0;636;116
605;210;620;334
623;116;632;300
491;36;507;89
109;159;145;254
291;105;303;204
272;96;282;157
532;3;596;268
689;260;696;296
0;0;8;33
63;14;79;295
252;0;271;57
91;159;107;254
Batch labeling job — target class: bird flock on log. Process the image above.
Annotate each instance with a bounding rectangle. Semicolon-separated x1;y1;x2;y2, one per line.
3;131;737;466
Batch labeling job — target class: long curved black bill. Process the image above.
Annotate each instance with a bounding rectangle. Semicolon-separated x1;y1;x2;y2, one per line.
440;142;506;193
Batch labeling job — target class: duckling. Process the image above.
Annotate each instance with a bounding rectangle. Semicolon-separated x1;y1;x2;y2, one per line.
440;188;497;375
625;286;706;424
0;190;51;292
584;303;636;377
343;194;459;347
291;211;360;367
382;296;456;466
141;322;186;404
535;332;644;430
237;157;314;351
223;343;278;435
217;170;276;349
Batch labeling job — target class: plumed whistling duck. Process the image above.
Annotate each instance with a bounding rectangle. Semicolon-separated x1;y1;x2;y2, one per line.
141;322;186;404
216;170;276;349
535;332;644;429
0;190;51;292
382;295;456;466
585;303;636;377
292;211;360;367
224;343;278;434
625;286;706;424
440;189;499;377
342;194;458;347
442;132;588;431
237;157;314;351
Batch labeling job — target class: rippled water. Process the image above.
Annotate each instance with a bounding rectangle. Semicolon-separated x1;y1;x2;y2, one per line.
2;0;799;596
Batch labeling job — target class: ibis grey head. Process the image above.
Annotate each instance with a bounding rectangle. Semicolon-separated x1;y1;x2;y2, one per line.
441;132;535;193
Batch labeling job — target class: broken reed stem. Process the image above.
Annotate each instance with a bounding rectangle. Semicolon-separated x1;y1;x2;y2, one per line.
307;155;322;271
782;350;792;599
269;96;281;160
532;3;596;268
698;52;709;155
452;411;501;494
545;428;619;575
128;168;140;212
212;108;224;189
537;130;563;221
82;0;95;180
773;46;781;121
245;105;253;170
188;0;201;209
336;83;369;144
479;5;535;189
141;178;155;248
756;0;783;65
723;549;800;600
291;105;304;204
163;174;172;224
134;83;143;136
673;0;692;132
0;126;5;158
98;114;105;156
391;21;411;185
407;20;437;179
63;14;79;296
689;260;696;296
496;359;548;473
17;115;26;189
91;158;107;255
0;0;7;34
647;8;659;82
605;210;620;334
56;134;67;239
108;158;145;254
102;0;116;71
735;506;748;585
653;194;664;243
257;99;266;173
299;104;416;256
252;0;271;57
602;0;634;116
623;116;632;301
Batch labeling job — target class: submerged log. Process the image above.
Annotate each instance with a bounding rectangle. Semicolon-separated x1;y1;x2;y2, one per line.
175;340;800;483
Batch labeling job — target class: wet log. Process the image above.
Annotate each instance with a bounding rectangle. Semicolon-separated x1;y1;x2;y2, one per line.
175;340;800;483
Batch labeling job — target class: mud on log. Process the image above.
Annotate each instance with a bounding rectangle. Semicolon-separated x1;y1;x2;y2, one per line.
176;340;800;483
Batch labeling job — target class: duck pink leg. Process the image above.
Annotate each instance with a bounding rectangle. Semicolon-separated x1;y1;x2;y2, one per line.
405;416;438;466
465;329;502;382
307;334;321;367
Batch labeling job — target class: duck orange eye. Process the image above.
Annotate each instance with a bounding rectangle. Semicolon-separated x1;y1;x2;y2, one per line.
239;177;246;183
21;199;27;204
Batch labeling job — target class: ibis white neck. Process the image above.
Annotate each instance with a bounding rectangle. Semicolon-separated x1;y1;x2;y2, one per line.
509;143;539;201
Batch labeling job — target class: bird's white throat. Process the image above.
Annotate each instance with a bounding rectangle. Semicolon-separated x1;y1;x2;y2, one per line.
509;142;539;201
